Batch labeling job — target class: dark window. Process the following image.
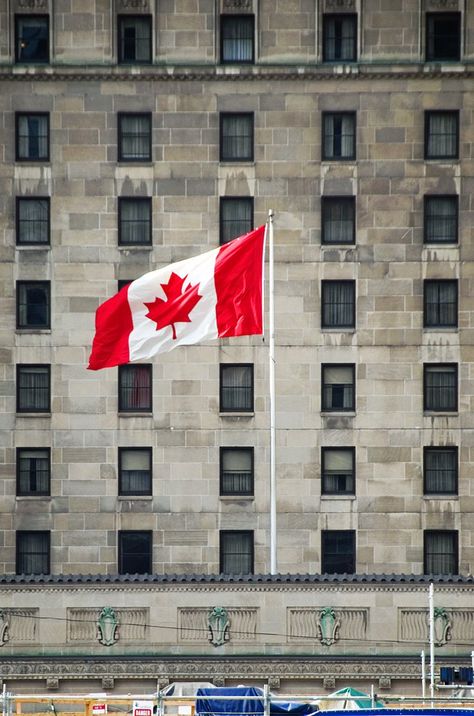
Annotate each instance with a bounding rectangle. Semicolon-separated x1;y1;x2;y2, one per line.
119;447;152;496
118;279;132;292
220;364;253;412
118;197;152;246
220;530;254;573
16;281;50;329
15;15;49;63
17;448;50;496
323;14;357;62
322;112;356;160
424;195;458;244
16;531;50;574
118;113;151;162
424;280;457;328
118;364;152;412
425;111;459;160
322;280;355;329
321;447;355;495
220;447;254;496
424;363;458;412
16;197;50;245
424;530;458;574
321;196;355;245
16;113;49;161
17;365;50;413
424;447;458;495
118;15;152;64
118;530;152;574
220;15;254;64
220;113;254;162
219;197;253;245
321;530;355;574
322;364;355;412
426;12;461;62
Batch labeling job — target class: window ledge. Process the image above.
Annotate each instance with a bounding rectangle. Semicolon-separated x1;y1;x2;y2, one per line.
15;160;51;165
16;245;51;250
16;329;51;334
219;161;255;167
423;411;458;417
219;495;254;501
321;328;356;333
321;411;356;417
16;495;51;500
423;495;458;500
16;412;51;418
321;494;356;500
118;412;153;417
117;161;153;166
118;495;153;501
118;245;153;251
219;412;255;418
423;327;458;332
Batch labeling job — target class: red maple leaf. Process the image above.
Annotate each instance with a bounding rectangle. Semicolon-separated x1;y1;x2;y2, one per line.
144;272;202;340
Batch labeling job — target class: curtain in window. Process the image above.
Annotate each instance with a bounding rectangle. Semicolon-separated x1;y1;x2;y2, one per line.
19;367;49;411
323;282;354;327
425;450;456;493
222;115;252;161
427;114;456;157
17;532;49;574
121;116;150;160
121;18;151;62
18;284;48;327
425;197;457;243
120;366;151;410
17;17;49;62
425;532;456;574
323;199;354;244
121;450;151;494
18;116;48;159
325;16;356;61
221;199;252;244
425;366;456;410
120;200;150;244
222;16;254;62
221;366;252;410
425;281;456;327
323;449;354;493
18;199;49;244
221;532;253;573
325;115;354;159
323;366;353;409
222;449;252;494
18;450;49;494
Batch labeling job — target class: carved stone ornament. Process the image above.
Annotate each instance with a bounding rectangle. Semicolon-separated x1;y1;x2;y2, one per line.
318;607;340;646
46;677;59;690
325;0;355;10
102;677;115;690
433;607;451;646
268;677;281;690
16;0;48;9
214;676;226;687
223;0;252;10
427;0;458;8
378;676;391;690
208;607;230;647
118;0;148;9
323;677;336;690
0;611;9;646
97;607;119;647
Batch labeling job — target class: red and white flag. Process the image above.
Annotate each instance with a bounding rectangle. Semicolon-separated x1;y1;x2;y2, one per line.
88;226;265;370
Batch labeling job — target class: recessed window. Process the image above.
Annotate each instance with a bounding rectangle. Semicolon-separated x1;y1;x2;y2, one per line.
15;15;49;63
220;113;254;162
323;14;357;62
321;280;355;329
220;447;254;497
17;365;50;413
219;197;253;245
16;281;50;329
424;280;457;329
423;363;458;413
118;530;152;574
425;111;459;160
220;364;253;413
220;530;254;574
322;364;355;412
321;196;355;245
426;12;461;62
17;448;50;496
118;279;132;292
321;447;355;496
322;112;356;161
118;364;152;412
424;447;458;495
220;15;254;64
119;447;152;496
118;197;152;246
321;530;355;574
424;195;458;244
16;197;50;246
118;15;152;64
16;113;49;161
118;113;151;162
424;530;458;574
16;531;50;574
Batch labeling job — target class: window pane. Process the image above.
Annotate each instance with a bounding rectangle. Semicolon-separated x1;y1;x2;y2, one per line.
17;282;50;328
17;365;50;412
426;13;460;61
119;16;151;63
424;196;457;244
424;280;457;328
220;531;253;573
16;15;49;63
17;449;50;496
17;114;49;160
424;364;457;412
16;531;50;574
323;14;357;62
424;531;458;574
322;530;355;573
322;197;355;244
221;15;254;63
322;365;354;411
424;448;457;495
220;364;253;411
426;112;458;159
119;365;152;411
221;448;253;496
220;114;253;162
323;113;355;160
119;198;151;245
322;448;354;494
119;448;152;495
17;198;49;245
119;531;152;574
322;281;355;328
220;197;253;244
119;114;151;161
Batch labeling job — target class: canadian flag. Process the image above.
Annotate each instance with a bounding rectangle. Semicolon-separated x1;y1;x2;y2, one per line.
88;226;266;370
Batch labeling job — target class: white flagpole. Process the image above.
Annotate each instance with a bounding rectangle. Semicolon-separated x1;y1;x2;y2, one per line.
429;582;435;704
268;209;277;574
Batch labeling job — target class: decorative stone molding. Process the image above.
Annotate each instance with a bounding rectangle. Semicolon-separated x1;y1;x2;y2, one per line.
323;677;336;690
208;607;230;647
426;0;459;8
158;679;170;690
97;607;119;646
102;677;115;690
433;608;451;646
399;608;472;646
179;607;257;643
118;0;149;9
324;0;355;9
15;0;48;9
0;611;9;646
222;0;252;10
288;608;367;645
46;678;59;690
378;677;391;690
67;608;147;643
0;609;37;644
318;608;340;646
214;677;226;687
268;677;280;690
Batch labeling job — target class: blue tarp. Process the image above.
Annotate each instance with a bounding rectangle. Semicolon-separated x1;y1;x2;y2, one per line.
196;687;319;716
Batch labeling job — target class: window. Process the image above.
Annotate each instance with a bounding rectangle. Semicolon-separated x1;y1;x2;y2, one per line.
321;196;355;245
16;531;50;574
322;364;355;412
220;447;254;496
322;112;356;160
15;15;49;63
424;280;457;328
118;279;132;292
321;447;355;495
219;197;253;245
220;15;254;64
424;363;458;412
321;530;355;574
118;113;151;162
424;195;458;244
16;197;50;245
220;364;253;412
424;447;458;495
424;530;458;574
118;197;152;246
426;13;461;62
118;364;152;412
16;113;49;161
220;113;254;162
17;365;50;413
16;281;50;329
118;15;152;64
17;448;50;496
118;530;152;574
321;280;355;329
425;111;459;160
220;530;254;573
323;14;357;62
119;447;152;496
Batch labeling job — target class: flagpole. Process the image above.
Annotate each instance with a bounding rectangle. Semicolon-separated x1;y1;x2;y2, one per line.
268;209;277;574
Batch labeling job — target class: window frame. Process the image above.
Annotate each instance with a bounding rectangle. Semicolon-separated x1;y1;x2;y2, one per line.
321;196;356;246
423;195;458;245
322;13;357;63
220;112;254;162
16;364;51;414
426;12;461;62
16;280;51;330
321;279;356;329
15;112;50;162
219;363;254;413
16;530;50;575
16;196;50;246
424;110;459;160
117;14;152;65
220;446;254;497
15;14;50;64
423;363;458;413
321;529;356;574
219;529;254;574
118;446;152;497
118;530;152;574
118;196;152;246
16;447;51;497
118;364;153;413
117;112;152;163
423;446;458;496
321;447;355;496
424;529;458;575
219;196;254;245
423;279;458;329
220;14;255;65
321;363;355;413
322;111;356;161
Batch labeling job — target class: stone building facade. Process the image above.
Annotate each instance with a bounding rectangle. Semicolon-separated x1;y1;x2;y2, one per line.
1;0;474;696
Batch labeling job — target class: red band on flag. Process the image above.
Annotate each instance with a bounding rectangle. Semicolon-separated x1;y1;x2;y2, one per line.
88;286;133;370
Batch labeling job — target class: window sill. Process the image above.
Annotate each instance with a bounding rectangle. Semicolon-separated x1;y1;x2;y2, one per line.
118;412;153;417
321;494;356;500
423;327;458;332
321;327;356;332
118;495;153;501
15;160;51;165
219;411;255;418
118;245;153;251
117;161;153;166
16;412;51;418
321;411;356;417
16;245;51;250
16;329;51;334
423;494;458;500
16;495;51;500
219;161;255;166
423;411;458;417
220;495;254;501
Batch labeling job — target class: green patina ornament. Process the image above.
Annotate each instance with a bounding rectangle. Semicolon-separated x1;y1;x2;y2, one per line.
97;607;119;646
318;607;340;646
208;606;230;646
